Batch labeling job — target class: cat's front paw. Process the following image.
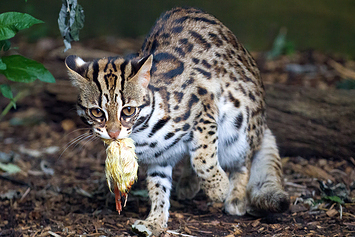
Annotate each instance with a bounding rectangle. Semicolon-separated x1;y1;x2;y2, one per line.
176;172;200;200
132;219;166;237
201;168;229;202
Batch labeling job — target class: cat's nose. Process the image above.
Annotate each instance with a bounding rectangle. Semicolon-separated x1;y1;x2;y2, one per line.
108;130;120;139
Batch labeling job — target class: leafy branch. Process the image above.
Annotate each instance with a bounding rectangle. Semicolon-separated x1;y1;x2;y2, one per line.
0;12;55;121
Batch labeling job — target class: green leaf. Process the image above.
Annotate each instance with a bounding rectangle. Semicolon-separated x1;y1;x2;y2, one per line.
10;99;17;110
0;55;55;83
0;12;43;41
0;84;13;99
267;27;287;60
0;58;6;70
0;162;22;174
323;195;344;204
0;40;11;51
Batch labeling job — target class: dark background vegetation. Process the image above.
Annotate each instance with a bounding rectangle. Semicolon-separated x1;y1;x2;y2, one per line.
2;0;355;58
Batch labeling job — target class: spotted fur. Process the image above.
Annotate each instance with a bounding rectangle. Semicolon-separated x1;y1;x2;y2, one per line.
65;7;289;235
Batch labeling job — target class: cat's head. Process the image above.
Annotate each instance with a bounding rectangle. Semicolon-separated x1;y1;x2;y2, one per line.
65;55;153;140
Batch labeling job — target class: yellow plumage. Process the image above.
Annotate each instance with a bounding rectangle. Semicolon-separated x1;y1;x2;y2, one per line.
103;138;138;213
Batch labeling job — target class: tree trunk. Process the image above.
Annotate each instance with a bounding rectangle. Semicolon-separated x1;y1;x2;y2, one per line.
265;84;355;159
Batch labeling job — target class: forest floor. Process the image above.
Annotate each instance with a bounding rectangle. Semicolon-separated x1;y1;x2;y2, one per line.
0;37;354;236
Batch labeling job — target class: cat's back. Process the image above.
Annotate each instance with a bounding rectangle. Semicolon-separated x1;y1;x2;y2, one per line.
139;7;263;98
141;7;235;55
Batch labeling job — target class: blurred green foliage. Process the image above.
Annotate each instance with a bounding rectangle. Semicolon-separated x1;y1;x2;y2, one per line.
3;0;353;57
0;12;55;120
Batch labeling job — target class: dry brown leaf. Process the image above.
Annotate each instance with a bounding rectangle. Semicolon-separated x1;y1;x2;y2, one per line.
174;213;184;219
305;164;335;181
210;220;220;226
271;224;281;229
251;219;261;227
289;163;335;181
233;227;243;235
326;208;338;217
212;202;224;208
184;226;192;235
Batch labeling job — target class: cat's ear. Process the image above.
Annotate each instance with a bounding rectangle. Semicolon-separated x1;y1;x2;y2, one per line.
65;55;89;85
131;55;153;88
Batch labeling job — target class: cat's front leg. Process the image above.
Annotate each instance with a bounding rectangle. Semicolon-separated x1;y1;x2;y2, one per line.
133;164;172;236
190;125;229;202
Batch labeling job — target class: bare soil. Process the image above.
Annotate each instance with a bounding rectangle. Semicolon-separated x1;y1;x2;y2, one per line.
0;37;354;236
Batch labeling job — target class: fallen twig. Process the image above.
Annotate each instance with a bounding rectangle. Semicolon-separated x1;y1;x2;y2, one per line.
167;230;197;237
48;231;61;237
285;182;308;189
340;204;343;220
20;187;31;202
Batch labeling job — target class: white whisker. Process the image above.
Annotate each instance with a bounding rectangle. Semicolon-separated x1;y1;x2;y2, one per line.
58;132;92;159
79;136;102;155
61;127;92;139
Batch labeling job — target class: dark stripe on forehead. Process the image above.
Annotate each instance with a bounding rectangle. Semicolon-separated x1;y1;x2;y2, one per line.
120;61;128;91
104;73;109;90
92;60;99;82
120;92;125;105
113;73;117;91
102;57;118;74
114;93;118;102
109;57;118;72
104;60;109;72
92;60;103;107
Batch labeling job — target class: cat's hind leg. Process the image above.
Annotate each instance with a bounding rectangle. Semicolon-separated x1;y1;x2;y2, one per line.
246;128;289;216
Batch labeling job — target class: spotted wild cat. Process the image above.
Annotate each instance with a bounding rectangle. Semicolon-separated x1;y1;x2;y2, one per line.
65;7;289;235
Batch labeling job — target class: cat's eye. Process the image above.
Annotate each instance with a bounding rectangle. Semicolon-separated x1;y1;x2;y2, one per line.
90;108;104;118
121;106;136;117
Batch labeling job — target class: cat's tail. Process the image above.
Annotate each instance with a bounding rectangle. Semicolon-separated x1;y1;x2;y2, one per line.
246;128;289;216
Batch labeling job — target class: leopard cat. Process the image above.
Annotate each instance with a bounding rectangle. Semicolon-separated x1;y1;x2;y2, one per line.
65;7;289;235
